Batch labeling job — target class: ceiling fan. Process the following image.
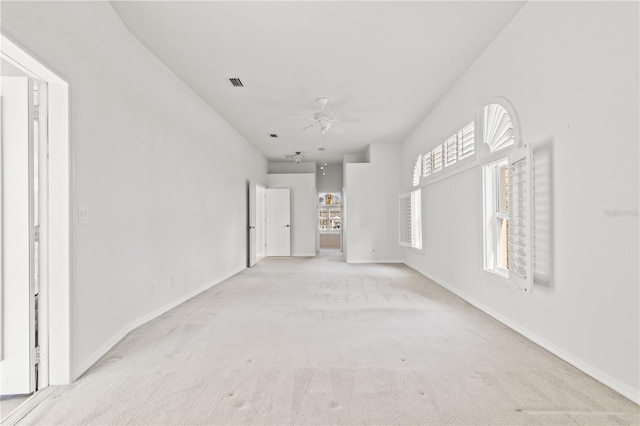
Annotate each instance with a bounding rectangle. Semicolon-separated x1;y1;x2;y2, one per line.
285;151;305;164
284;97;361;135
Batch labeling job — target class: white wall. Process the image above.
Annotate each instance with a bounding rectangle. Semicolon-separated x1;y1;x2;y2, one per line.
316;165;343;193
401;2;639;402
344;143;403;263
2;1;268;379
342;153;368;259
267;173;317;256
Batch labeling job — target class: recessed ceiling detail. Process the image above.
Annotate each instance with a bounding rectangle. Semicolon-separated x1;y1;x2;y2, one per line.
228;78;243;87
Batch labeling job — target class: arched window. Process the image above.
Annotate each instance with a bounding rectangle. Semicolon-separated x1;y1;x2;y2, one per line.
483;103;515;152
413;155;422;186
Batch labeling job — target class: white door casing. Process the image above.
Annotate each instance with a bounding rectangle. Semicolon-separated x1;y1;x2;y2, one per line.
2;35;71;386
266;188;291;256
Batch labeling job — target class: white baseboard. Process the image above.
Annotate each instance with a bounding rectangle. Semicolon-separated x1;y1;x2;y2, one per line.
404;261;640;405
73;266;245;380
347;259;403;264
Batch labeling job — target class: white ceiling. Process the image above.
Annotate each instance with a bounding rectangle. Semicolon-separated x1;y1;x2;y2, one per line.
111;1;525;165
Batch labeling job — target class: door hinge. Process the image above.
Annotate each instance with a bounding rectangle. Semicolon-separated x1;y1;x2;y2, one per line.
33;346;41;365
34;225;40;243
33;104;40;122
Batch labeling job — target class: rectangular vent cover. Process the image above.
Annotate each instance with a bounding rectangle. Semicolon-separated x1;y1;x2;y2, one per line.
229;78;244;87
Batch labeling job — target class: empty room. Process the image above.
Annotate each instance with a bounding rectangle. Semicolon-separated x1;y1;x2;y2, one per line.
0;1;638;425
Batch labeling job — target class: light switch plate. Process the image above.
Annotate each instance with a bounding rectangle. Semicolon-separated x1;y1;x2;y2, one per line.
78;206;89;225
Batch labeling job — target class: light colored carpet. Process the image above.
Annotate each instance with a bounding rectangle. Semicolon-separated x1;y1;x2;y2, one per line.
18;252;639;425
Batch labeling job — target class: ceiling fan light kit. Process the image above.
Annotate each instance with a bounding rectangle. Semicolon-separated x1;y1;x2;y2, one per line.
283;97;360;136
285;151;305;164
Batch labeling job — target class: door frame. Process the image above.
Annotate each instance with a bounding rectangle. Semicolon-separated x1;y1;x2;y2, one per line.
2;34;71;385
255;183;266;261
248;180;256;267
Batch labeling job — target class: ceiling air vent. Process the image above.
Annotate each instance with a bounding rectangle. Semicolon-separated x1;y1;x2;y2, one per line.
229;78;244;87
270;134;278;138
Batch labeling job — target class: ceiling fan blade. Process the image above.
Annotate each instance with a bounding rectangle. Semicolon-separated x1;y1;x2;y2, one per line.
303;123;315;130
283;116;316;121
334;117;362;123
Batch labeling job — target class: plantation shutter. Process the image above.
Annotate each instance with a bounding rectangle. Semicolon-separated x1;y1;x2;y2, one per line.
432;145;443;173
507;143;533;293
399;193;412;246
444;135;457;167
422;152;432;177
459;122;475;159
484;104;515;152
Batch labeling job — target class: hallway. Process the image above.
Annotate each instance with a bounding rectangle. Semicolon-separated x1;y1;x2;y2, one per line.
16;254;639;424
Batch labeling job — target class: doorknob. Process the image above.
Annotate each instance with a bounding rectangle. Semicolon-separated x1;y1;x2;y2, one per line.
285;224;290;227
249;226;255;229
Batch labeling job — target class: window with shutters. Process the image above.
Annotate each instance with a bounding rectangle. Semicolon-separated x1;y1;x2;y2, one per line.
399;190;422;250
482;146;533;292
483;158;510;277
419;120;475;184
481;99;532;292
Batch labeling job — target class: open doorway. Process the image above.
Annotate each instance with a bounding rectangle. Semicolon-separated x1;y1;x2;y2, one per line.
318;192;341;251
1;34;71;419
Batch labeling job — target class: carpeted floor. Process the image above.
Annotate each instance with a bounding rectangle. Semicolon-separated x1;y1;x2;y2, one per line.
17;252;639;425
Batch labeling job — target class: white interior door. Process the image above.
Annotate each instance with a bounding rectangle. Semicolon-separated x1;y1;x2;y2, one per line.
1;76;36;395
266;188;291;256
248;180;257;267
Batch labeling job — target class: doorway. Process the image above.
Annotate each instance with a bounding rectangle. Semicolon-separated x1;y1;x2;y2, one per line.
0;34;71;410
318;192;342;251
0;57;43;412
